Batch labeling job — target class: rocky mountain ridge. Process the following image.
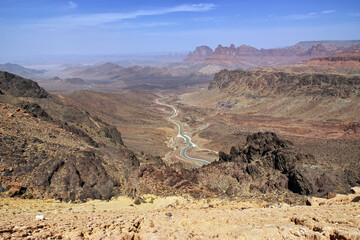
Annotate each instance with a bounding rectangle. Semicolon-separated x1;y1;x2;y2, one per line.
0;71;140;201
60;62;212;91
252;52;360;75
185;41;360;67
1;70;359;202
209;69;360;98
62;63;172;82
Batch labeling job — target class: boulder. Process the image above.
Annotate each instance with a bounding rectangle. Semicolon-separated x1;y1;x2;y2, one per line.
7;182;26;197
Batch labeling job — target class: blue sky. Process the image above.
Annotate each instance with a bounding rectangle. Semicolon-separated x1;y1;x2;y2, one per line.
1;0;360;58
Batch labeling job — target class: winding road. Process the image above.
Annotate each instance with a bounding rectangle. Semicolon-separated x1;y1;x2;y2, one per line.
156;98;210;165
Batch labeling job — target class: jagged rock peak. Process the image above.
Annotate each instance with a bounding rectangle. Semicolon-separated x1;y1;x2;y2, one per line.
184;45;213;62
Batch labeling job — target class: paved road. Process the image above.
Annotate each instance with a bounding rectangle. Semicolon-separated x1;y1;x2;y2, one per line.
156;98;210;165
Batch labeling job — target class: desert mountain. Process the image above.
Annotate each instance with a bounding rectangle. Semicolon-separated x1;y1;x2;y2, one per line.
184;40;360;67
62;63;170;81
209;69;360;98
0;71;140;201
2;71;358;201
61;62;212;91
296;40;360;49
36;76;90;95
179;67;360;197
0;63;45;79
254;52;360;75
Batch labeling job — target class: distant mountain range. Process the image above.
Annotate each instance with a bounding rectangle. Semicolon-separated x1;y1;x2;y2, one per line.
60;62;212;91
62;63;172;81
184;40;360;68
0;63;45;79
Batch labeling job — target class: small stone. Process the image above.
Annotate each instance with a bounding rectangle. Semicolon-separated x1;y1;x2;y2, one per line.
8;188;20;197
327;192;337;199
351;187;360;194
165;212;172;218
8;182;21;189
36;215;45;220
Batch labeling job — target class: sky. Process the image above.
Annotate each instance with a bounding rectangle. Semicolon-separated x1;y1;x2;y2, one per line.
1;0;360;59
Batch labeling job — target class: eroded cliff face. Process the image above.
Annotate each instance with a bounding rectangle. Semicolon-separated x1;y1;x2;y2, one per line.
209;69;360;98
184;46;214;62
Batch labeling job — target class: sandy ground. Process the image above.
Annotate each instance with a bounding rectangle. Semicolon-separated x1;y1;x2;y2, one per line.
0;194;359;239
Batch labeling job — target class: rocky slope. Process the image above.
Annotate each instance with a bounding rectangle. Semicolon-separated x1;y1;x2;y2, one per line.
134;132;360;198
1;70;359;203
209;69;360;98
0;71;140;201
184;41;360;67
0;71;49;98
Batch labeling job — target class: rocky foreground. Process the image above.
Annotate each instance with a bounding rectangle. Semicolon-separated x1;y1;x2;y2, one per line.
0;189;360;240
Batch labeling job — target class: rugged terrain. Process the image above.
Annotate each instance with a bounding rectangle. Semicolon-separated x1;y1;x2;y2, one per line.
255;52;360;75
64;90;173;157
0;71;141;201
3;69;359;203
184;40;360;67
177;67;360;198
0;191;360;239
59;63;212;92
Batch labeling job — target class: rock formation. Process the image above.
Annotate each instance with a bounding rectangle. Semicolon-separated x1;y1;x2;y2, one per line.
184;41;360;67
135;132;359;198
0;71;49;98
0;70;139;201
209;69;360;98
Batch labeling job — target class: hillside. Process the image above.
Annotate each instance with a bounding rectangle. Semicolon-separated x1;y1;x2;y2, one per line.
209;69;360;98
3;71;358;202
179;69;360;196
59;63;212;91
65;90;173;157
0;71;141;201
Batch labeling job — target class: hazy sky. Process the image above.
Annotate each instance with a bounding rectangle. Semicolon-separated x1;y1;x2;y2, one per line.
1;0;360;58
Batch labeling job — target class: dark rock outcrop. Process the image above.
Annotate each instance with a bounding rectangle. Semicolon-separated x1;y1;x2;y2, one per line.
19;102;51;120
0;72;139;202
134;132;358;198
101;125;124;146
0;71;48;98
212;132;357;197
